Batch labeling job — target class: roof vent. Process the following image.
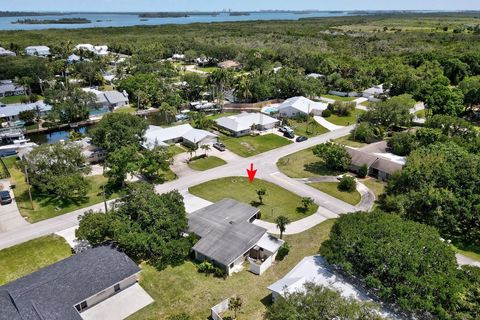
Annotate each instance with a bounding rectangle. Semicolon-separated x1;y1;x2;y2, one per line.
229;221;234;225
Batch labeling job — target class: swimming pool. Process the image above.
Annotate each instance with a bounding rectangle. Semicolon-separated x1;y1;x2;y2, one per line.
261;105;279;114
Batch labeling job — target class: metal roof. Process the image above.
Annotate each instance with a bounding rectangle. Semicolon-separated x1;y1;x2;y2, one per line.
0;246;140;320
278;96;328;114
215;112;279;132
0;101;51;118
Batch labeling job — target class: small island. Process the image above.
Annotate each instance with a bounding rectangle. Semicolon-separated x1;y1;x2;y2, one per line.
13;18;91;24
229;12;251;16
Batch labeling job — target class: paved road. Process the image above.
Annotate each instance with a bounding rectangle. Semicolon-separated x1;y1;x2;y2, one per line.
0;126;354;250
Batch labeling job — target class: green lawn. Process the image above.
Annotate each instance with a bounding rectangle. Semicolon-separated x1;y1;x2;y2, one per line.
4;156;118;223
169;145;187;157
277;148;342;178
322;94;357;102
324;109;366;126
414;109;426;118
128;219;335;320
289;119;328;137
25;123;39;131
198;66;220;73
207;112;240;120
362;178;386;198
188;156;226;171
189;177;318;222
333;134;368;148
0;95;28;104
0;235;72;285
220;134;292;158
113;105;138;114
308;182;361;205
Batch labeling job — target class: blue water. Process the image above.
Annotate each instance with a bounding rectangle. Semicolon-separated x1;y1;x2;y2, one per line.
0;12;354;30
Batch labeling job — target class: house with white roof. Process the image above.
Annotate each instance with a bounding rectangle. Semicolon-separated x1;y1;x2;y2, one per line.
215;112;279;137
83;88;129;110
172;53;186;60
25;46;50;57
67;54;81;64
268;255;399;319
363;84;386;102
278;96;328;118
0;101;52;122
75;44;109;56
0;47;16;57
144;124;218;149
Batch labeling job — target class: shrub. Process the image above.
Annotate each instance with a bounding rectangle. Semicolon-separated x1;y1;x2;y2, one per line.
276;242;290;261
321;109;332;117
358;164;368;178
214;267;227;279
351;122;380;143
338;176;356;192
197;261;214;273
313;142;352;171
388;131;416;156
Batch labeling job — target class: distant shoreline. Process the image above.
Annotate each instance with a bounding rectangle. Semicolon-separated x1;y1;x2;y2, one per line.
12;18;91;25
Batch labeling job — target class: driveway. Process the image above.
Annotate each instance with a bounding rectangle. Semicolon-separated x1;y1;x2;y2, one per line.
80;283;154;320
313;116;344;131
0;179;29;232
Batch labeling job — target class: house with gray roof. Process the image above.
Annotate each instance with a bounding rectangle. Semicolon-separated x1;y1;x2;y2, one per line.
188;199;284;276
0;101;52;122
82;88;129;110
0;246;153;320
346;146;403;181
0;80;26;98
144;124;218;149
0;47;16;57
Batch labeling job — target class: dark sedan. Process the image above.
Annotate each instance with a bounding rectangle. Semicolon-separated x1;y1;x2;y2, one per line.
0;190;12;205
296;136;308;142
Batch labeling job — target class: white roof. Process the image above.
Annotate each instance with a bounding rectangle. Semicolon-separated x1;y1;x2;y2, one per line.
278;96;328;114
0;101;52;118
215;112;279;132
363;84;384;95
143;124;217;149
67;54;80;62
268;256;370;300
25;46;49;51
255;233;284;253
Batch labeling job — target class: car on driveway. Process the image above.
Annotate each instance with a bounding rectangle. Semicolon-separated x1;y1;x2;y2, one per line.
213;142;226;151
296;136;308;142
0;190;12;205
283;131;295;139
279;126;293;134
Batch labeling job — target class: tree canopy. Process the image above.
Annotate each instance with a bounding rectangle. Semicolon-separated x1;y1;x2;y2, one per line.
313;142;351;171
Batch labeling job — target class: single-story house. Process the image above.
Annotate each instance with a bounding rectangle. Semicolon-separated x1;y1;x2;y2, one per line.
25;46;50;57
75;44;109;56
144;124;218;149
83;88;129;110
172;53;185;60
0;47;16;57
218;60;242;69
0;101;52;122
306;73;325;79
0;246;154;320
215;112;279;137
267;255;397;319
0;80;26;97
346;147;403;181
67;54;81;64
278;96;328;117
190;101;217;111
189;199;284;276
74;137;106;163
362;84;385;102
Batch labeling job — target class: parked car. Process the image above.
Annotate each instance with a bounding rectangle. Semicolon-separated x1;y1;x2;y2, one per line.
213;142;226;151
283;131;295;139
0;190;12;205
296;136;308;142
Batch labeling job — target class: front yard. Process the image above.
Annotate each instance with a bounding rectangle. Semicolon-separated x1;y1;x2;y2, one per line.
0;235;72;285
333;134;368;148
220;134;292;158
308;182;361;206
188;156;226;171
322;94;357;102
189;177;318;222
4;156;118;223
324;109;366;126
288;119;328;137
128;219;335;320
277;147;342;178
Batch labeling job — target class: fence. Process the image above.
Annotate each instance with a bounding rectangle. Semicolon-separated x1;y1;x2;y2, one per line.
211;298;230;320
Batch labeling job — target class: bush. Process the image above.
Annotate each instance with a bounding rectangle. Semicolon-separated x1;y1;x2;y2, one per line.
197;261;214;273
388;131;416;156
313;142;352;171
351;122;380;143
213;266;227;278
321;109;332;117
276;242;290;261
338;176;356;192
358;164;368;178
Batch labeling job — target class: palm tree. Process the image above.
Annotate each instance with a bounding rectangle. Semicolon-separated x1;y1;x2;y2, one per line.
275;215;291;239
234;74;252;102
201;144;211;156
159;102;177;124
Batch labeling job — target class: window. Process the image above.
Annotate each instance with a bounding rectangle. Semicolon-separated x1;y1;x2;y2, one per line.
230;263;234;268
75;301;88;312
114;284;120;292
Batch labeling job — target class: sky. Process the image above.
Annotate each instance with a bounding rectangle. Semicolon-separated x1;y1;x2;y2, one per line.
1;0;479;12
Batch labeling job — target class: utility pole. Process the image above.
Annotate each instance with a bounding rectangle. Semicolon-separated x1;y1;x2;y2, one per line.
24;166;34;210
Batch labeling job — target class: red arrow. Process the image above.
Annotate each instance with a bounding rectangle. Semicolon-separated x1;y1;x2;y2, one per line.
246;163;257;183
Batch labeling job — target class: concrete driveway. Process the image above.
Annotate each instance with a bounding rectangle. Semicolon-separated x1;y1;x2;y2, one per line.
80;283;154;320
0;179;29;232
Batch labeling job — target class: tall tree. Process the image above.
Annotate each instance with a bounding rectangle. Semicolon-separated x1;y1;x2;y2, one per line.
275;216;291;239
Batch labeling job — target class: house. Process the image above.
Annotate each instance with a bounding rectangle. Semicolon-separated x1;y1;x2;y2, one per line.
306;73;325;79
74;137;106;163
172;53;186;61
362;84;385;102
0;101;52;122
24;46;50;57
267;255;396;319
75;44;109;56
217;60;242;69
346;146;403;181
67;54;81;64
0;246;154;320
190;100;217;111
144;124;218;149
278;96;328;118
0;80;26;97
189;199;284;276
0;47;16;57
83;88;129;110
215;112;279;137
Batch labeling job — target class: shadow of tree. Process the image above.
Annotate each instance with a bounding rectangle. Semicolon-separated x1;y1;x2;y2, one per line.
304;161;341;176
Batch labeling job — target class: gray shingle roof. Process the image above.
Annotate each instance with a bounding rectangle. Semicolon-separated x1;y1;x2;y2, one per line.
0;246;140;320
189;199;266;266
346;147;403;175
103;90;128;105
